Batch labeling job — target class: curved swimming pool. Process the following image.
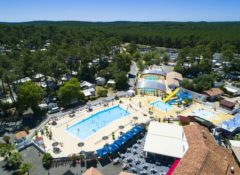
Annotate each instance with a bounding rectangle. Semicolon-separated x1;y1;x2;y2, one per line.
150;100;172;111
66;105;130;140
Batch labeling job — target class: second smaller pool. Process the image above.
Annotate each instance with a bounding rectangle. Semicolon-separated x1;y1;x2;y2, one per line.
150;100;172;111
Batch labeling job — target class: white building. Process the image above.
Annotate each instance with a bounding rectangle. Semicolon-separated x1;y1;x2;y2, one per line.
82;88;95;97
80;81;95;89
144;122;189;158
96;77;106;86
14;77;31;84
225;84;240;96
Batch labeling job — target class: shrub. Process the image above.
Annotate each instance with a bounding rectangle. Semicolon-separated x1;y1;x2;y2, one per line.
7;151;22;169
23;127;30;134
18;163;32;175
112;132;115;140
3;136;10;144
97;88;108;97
71;154;77;166
42;153;53;169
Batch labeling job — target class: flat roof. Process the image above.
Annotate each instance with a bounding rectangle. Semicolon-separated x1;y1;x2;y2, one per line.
230;140;240;163
143;122;188;158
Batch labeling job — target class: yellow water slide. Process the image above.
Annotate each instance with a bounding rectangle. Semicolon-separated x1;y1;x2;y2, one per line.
163;88;179;103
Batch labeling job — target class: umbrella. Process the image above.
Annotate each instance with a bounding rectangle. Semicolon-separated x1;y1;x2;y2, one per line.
96;147;109;158
122;163;128;170
140;170;147;175
133;116;138;120
150;116;155;120
119;125;124;129
133;145;138;149
52;142;59;147
150;168;157;174
143;164;148;169
80;150;85;155
53;147;61;154
85;151;96;160
120;153;125;158
131;167;137;173
102;136;108;141
78;142;84;151
127;157;133;162
108;143;119;153
63;170;74;175
52;121;57;125
135;158;141;164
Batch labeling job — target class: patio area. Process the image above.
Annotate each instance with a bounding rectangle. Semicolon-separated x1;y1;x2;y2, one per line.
118;135;174;175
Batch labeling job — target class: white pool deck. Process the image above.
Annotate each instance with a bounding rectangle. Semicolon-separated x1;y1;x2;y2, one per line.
38;99;151;158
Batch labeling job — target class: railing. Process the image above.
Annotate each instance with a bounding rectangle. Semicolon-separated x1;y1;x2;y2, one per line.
15;140;32;151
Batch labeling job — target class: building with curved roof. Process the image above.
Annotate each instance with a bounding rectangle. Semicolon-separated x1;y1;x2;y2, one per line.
142;69;166;76
136;80;166;96
135;65;182;96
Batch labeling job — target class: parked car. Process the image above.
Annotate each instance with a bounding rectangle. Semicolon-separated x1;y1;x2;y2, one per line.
48;107;60;114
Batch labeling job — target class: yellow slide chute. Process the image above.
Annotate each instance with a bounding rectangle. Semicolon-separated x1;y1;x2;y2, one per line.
163;88;179;103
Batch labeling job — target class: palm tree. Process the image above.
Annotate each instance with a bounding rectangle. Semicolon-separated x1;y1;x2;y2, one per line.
6;151;22;169
18;163;32;175
0;144;14;158
42;153;53;169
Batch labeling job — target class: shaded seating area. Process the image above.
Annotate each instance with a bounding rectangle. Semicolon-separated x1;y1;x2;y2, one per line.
120;136;173;174
96;125;143;158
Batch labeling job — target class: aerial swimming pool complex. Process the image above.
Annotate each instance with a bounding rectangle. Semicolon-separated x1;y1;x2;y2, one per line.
66;105;130;140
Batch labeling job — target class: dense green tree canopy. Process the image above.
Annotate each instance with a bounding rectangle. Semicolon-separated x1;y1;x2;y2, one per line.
115;72;128;90
18;81;44;113
57;78;85;106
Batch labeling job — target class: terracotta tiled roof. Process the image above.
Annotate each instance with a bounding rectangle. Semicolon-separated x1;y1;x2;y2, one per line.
14;131;27;140
173;124;240;175
83;167;103;175
166;78;179;87
220;99;236;108
166;71;183;81
204;88;223;97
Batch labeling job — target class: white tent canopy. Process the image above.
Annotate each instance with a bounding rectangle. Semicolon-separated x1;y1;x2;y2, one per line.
144;122;188;158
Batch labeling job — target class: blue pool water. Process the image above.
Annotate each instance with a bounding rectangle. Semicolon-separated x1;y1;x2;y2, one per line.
188;109;216;121
66;105;130;140
150;100;172;111
144;75;158;80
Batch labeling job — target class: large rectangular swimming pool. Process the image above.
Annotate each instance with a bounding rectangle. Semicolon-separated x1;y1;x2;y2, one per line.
66;105;130;140
150;100;172;111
